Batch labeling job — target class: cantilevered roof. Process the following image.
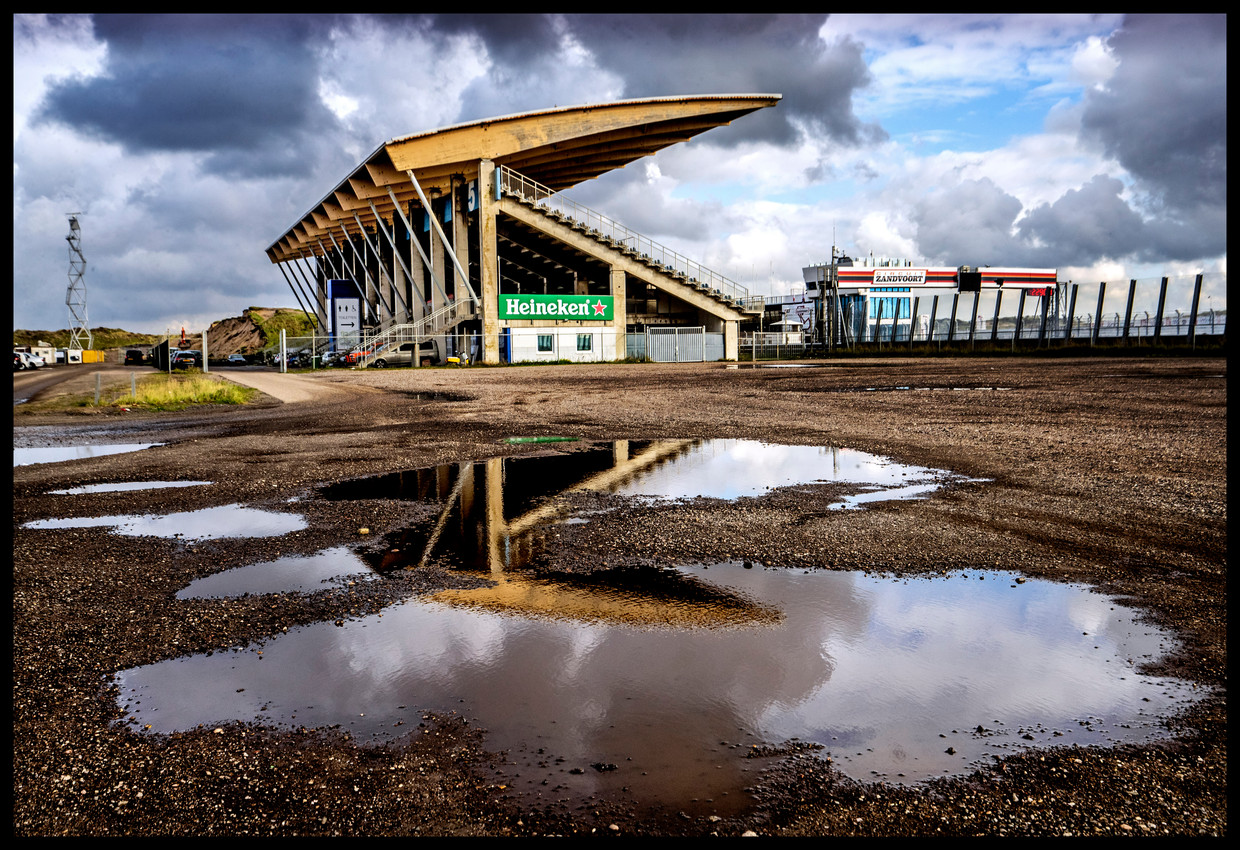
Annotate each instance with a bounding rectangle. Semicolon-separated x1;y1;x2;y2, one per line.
266;93;780;263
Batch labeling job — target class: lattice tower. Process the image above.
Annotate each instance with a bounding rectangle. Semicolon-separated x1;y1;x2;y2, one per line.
65;213;92;350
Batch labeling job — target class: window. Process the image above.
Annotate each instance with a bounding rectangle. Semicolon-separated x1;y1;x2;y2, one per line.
870;297;911;319
537;334;554;352
576;334;593;352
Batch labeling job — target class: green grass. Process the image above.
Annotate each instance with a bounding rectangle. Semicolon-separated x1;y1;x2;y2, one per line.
16;371;258;414
118;372;257;410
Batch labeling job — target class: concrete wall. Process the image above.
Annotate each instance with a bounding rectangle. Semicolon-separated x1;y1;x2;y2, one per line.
507;327;615;363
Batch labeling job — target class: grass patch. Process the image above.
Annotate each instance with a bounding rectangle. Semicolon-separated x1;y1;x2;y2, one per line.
17;371;258;414
120;372;257;410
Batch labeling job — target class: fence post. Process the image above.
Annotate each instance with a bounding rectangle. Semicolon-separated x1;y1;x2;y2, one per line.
1063;284;1078;344
1154;277;1168;339
95;373;102;405
1122;280;1136;341
1091;282;1106;347
202;326;208;372
909;296;920;349
1038;291;1050;346
991;289;1003;341
1013;290;1027;351
1188;273;1203;349
968;291;980;349
280;329;287;374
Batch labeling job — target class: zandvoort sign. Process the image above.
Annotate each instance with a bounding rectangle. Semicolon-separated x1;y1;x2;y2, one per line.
872;268;927;286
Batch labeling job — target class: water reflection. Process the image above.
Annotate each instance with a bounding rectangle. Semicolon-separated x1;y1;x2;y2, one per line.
99;440;1201;816
13;443;163;466
177;547;375;599
116;565;1200;815
321;439;961;577
23;504;306;541
49;480;211;495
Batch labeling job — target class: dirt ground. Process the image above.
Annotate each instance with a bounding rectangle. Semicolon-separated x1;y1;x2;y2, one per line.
12;355;1227;836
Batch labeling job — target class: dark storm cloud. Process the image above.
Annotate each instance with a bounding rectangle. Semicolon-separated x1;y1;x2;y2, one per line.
1015;176;1146;265
1079;14;1226;213
33;14;343;178
425;13;887;148
912;178;1025;264
914;15;1226;269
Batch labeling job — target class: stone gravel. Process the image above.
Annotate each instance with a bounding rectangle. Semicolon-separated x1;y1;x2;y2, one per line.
12;355;1226;836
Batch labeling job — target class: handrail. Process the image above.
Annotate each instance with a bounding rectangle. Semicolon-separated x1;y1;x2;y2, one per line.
350;300;477;368
498;165;757;310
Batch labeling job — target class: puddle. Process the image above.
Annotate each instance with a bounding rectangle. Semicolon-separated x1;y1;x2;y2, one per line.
177;547;376;599
23;504;306;541
13;443;164;467
48;481;211;495
317;441;963;573
95;440;1202;816
113;563;1203;817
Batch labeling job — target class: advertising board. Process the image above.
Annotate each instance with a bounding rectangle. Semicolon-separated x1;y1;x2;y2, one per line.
499;294;613;322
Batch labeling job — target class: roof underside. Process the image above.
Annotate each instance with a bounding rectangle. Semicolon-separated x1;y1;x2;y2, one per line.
266;94;780;263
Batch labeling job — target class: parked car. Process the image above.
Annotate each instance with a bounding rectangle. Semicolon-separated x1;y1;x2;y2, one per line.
15;351;44;370
370;340;437;368
124;349;145;365
14;352;25;371
171;349;202;369
343;345;378;365
227;353;247;365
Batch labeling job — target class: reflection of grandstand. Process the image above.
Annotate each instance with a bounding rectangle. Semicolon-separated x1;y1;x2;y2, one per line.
503;439;698;537
380;441;779;628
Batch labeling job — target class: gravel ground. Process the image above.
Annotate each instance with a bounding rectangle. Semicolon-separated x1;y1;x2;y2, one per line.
12;355;1226;836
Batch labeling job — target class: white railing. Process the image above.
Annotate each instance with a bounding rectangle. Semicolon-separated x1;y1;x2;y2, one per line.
499;166;760;312
351;300;477;368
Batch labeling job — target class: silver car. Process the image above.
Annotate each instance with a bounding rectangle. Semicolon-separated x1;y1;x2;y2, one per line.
371;340;436;368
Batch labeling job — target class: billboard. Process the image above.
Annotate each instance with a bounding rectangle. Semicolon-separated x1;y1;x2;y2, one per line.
499;294;614;322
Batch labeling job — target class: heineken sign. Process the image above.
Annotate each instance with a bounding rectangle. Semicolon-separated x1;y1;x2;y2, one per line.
499;293;613;321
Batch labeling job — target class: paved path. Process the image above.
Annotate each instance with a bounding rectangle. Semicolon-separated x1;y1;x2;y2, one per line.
214;369;365;403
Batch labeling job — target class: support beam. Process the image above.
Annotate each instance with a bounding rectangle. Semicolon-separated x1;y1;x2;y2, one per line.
293;256;328;328
277;262;317;329
354;211;406;320
408;169;479;306
386;186;452;307
369;200;427;315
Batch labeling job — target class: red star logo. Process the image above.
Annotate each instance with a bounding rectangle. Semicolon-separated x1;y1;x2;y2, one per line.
592;299;607;316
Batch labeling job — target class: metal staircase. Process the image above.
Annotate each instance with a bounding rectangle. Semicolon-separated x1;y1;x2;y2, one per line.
498;166;764;315
350;299;477;369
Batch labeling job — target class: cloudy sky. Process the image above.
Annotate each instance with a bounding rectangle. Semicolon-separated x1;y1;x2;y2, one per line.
13;13;1227;334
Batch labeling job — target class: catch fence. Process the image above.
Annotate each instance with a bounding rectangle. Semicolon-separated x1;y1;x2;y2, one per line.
249;273;1223;368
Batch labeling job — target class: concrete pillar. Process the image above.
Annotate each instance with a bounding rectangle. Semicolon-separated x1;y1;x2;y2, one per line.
479;159;501;364
610;267;627;361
